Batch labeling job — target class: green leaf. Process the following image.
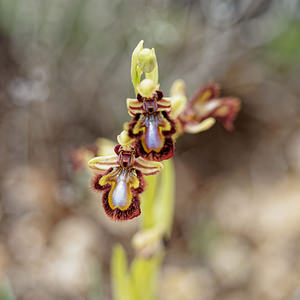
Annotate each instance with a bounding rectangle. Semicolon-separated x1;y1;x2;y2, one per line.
0;280;15;300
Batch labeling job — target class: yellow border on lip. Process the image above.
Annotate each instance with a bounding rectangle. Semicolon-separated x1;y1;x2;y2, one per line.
133;112;171;153
100;168;140;211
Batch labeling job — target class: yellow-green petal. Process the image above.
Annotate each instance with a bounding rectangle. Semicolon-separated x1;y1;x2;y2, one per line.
88;155;118;171
184;117;216;134
131;40;144;94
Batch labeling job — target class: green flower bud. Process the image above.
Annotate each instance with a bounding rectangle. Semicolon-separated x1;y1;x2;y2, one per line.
138;48;156;73
131;41;159;94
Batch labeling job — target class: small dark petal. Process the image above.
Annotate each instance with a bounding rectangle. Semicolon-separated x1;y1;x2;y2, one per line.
137;93;143;101
114;144;121;155
156;90;163;99
91;168;113;191
102;190;141;221
135;137;174;161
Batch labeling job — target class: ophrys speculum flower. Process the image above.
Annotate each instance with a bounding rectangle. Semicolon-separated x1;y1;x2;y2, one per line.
88;144;162;220
169;80;241;135
127;81;176;161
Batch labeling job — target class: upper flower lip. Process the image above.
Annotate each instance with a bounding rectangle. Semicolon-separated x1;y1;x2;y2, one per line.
127;91;172;117
88;155;119;172
88;149;163;176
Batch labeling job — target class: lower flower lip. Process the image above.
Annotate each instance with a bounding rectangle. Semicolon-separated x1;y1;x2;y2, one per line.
92;167;145;221
143;116;164;152
111;177;131;210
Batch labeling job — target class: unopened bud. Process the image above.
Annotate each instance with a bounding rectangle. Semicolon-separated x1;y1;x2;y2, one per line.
138;48;156;73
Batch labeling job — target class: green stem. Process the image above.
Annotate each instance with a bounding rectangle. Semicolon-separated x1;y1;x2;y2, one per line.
111;159;175;300
154;159;175;236
140;174;158;229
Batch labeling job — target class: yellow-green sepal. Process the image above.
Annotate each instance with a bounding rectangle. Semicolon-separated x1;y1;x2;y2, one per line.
131;40;144;95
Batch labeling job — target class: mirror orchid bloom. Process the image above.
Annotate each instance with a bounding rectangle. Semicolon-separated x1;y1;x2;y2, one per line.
169;80;241;136
88;143;163;221
126;79;176;161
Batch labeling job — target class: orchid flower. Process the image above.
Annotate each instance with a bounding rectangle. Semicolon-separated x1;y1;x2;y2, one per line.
125;41;177;161
88;135;163;220
126;79;176;161
169;80;241;135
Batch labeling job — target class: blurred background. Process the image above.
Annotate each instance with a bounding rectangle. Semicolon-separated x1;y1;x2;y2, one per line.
1;0;300;299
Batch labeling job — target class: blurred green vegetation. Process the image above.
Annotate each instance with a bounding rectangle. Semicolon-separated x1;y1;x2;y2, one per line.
188;218;224;258
0;281;15;300
266;19;300;68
